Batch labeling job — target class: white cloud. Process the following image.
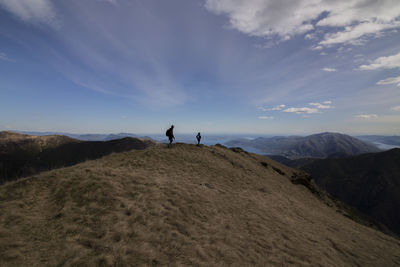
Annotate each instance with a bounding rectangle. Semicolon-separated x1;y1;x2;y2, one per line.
205;0;400;47
0;52;15;62
322;67;336;72
283;107;319;114
355;114;378;119
258;104;286;111
263;101;334;116
311;45;323;51
305;33;315;40
0;0;57;26
319;21;400;46
377;76;400;87
391;106;400;111
360;52;400;70
258;116;274;119
309;102;334;109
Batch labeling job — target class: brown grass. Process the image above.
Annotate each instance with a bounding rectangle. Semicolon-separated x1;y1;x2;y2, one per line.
0;143;399;266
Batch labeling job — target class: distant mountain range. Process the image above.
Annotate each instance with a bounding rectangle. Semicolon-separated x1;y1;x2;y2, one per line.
0;131;156;183
14;131;152;141
357;135;400;149
225;132;381;158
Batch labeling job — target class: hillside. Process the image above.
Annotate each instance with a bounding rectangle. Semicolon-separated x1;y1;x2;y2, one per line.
0;143;399;266
300;148;400;236
0;131;79;152
0;131;156;183
225;132;380;158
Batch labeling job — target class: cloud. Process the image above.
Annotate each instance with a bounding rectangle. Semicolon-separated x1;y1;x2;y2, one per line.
258;104;285;111
377;76;400;87
322;67;336;72
204;0;400;47
319;21;400;46
0;52;15;62
283;107;319;114
359;52;400;70
263;101;334;116
258;116;274;120
0;0;57;26
391;106;400;111
355;114;378;119
309;102;334;109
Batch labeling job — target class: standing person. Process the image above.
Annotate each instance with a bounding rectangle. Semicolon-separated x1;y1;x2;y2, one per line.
196;132;201;146
166;125;175;148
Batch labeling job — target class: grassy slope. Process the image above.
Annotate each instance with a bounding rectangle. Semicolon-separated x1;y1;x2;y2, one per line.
301;148;400;236
0;144;399;266
0;131;155;183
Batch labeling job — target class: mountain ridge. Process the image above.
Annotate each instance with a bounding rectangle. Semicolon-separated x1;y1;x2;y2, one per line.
299;148;400;236
0;131;156;184
0;143;399;266
225;132;380;158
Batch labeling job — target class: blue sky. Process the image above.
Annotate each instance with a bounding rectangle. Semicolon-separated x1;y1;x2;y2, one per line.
0;0;399;135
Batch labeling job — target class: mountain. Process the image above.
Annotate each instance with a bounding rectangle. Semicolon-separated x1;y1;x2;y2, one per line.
15;130;145;141
297;148;400;236
0;131;156;183
0;143;399;266
357;135;400;149
225;132;380;158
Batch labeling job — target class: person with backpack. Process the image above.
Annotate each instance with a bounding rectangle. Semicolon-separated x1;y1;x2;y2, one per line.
196;132;201;146
166;125;175;148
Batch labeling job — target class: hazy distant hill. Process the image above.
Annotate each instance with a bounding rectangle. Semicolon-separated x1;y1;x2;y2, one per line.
0;131;155;183
297;148;400;236
357;135;400;147
226;132;380;158
0;143;399;266
15;131;147;141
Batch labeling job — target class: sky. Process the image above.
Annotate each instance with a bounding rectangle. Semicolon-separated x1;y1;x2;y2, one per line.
0;0;399;135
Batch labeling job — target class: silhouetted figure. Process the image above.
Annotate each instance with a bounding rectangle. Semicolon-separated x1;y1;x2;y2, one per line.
166;125;175;148
196;132;201;146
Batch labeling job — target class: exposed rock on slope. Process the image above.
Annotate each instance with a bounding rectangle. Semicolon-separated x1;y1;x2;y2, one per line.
0;144;399;266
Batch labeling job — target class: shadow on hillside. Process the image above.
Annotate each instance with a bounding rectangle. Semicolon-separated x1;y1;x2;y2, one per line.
0;138;153;184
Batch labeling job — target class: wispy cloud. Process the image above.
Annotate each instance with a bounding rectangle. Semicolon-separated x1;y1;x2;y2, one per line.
0;0;57;26
319;21;400;46
391;106;400;111
283;107;319;114
322;67;336;72
359;52;400;70
355;114;378;119
377;76;400;87
0;52;15;62
258;104;285;111
262;101;334;116
309;101;335;109
205;0;400;47
258;116;274;120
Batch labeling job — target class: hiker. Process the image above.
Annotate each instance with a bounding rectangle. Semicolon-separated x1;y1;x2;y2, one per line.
166;125;175;148
196;132;201;145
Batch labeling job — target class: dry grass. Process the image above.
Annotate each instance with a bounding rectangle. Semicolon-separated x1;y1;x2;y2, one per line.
0;143;399;266
0;131;78;153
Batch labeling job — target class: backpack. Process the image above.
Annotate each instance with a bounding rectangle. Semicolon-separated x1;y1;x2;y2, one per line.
166;129;171;137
